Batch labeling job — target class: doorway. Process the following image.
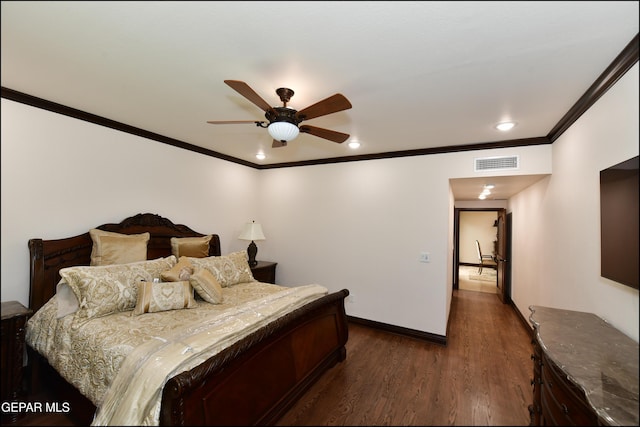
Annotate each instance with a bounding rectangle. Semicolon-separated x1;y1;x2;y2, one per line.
453;208;510;302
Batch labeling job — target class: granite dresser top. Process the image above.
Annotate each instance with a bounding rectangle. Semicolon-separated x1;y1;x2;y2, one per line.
529;306;639;426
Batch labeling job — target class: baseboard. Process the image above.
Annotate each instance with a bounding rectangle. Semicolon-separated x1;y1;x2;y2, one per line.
347;315;447;346
460;262;497;270
510;301;535;338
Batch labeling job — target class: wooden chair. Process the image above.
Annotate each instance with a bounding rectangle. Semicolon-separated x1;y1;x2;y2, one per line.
475;240;495;274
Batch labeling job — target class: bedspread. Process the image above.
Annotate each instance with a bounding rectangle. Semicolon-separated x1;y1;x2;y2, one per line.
26;282;328;426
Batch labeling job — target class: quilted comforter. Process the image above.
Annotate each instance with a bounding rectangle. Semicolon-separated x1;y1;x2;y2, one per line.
26;282;328;426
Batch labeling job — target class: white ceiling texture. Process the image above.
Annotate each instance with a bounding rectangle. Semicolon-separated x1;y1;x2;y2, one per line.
2;1;638;200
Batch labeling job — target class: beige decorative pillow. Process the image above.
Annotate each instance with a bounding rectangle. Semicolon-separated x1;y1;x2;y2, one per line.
187;250;255;287
133;280;196;315
161;257;194;282
59;256;177;319
170;235;212;258
89;229;150;266
189;268;223;304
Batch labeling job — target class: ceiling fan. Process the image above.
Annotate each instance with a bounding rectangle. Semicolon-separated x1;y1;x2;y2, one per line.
207;80;352;148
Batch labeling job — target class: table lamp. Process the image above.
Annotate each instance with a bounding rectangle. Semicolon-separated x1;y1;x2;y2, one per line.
238;221;265;267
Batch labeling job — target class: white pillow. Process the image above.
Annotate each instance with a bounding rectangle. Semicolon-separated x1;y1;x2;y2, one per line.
56;280;79;318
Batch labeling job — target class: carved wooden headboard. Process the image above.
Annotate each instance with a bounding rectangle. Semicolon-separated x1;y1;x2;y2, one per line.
28;213;221;312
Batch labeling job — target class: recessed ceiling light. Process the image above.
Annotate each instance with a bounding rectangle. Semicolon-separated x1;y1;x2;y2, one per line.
256;152;266;160
495;121;517;131
478;183;495;199
348;141;360;149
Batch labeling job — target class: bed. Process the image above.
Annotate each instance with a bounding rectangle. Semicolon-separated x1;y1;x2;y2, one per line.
25;213;349;426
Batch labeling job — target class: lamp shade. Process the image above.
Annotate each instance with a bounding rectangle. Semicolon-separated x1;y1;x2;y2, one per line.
268;121;299;142
238;222;265;241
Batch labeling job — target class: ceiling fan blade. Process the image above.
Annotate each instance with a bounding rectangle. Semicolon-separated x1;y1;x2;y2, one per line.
295;94;352;121
272;139;287;148
299;125;350;143
207;120;266;125
224;80;274;113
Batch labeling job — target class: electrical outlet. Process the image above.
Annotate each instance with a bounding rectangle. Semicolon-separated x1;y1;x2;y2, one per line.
419;252;430;263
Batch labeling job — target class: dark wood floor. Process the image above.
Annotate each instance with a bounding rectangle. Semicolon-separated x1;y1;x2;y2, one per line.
277;289;534;426
6;289;534;426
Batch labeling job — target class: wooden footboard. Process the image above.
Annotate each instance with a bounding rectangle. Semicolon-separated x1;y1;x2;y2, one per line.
161;289;349;426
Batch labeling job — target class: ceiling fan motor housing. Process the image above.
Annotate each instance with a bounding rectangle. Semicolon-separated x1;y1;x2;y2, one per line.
266;107;299;125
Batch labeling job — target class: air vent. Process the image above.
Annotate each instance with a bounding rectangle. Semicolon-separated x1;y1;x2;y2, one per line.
474;155;519;172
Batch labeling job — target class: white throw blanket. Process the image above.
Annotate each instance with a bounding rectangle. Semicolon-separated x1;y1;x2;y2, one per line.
91;283;328;426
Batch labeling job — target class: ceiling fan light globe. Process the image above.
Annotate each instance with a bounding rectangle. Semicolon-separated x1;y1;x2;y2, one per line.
268;121;299;142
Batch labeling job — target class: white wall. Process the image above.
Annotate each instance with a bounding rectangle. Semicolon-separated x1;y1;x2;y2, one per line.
257;156;452;334
509;63;639;341
1;99;260;305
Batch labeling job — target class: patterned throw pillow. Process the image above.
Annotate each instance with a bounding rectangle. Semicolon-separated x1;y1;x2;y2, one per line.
132;281;196;315
89;229;150;266
186;251;255;287
189;268;224;304
59;256;177;319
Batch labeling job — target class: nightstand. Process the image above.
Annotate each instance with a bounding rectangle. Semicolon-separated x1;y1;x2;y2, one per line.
251;261;277;284
1;301;33;423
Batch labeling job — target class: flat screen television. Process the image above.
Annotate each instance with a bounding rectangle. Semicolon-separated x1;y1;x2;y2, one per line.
600;155;639;290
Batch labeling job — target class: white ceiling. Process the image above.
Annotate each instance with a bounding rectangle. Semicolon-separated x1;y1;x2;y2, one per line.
1;1;638;199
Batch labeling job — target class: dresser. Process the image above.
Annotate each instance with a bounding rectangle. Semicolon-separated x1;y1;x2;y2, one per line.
1;301;33;423
528;306;639;426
